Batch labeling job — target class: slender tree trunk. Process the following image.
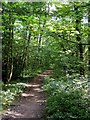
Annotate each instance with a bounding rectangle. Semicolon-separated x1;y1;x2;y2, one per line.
74;4;84;76
8;27;13;82
22;25;31;75
88;2;90;96
38;15;42;51
26;27;31;68
7;8;14;82
38;5;47;52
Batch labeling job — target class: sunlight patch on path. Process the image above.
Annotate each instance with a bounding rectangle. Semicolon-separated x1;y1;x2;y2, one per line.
2;70;53;119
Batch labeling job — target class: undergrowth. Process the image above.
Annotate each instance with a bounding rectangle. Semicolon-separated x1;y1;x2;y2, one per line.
0;81;26;111
43;75;90;120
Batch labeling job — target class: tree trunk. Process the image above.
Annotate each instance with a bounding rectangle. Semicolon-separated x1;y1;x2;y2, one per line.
26;28;31;68
22;25;31;75
88;2;90;82
74;3;84;76
7;7;14;82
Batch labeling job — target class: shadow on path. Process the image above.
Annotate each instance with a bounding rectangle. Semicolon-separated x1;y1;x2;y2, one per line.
2;70;53;120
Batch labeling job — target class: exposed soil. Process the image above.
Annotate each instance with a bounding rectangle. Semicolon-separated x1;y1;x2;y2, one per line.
2;70;53;120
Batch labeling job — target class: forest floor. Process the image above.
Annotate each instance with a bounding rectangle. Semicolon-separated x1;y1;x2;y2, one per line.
2;70;53;120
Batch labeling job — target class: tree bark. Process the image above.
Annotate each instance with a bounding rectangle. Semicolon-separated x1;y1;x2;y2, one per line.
7;6;14;82
74;3;84;76
88;2;90;82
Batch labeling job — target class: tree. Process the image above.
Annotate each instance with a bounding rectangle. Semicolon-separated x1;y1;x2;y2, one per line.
87;1;90;96
74;2;84;76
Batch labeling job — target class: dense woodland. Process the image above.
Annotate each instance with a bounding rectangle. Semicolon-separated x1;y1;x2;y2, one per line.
1;1;90;119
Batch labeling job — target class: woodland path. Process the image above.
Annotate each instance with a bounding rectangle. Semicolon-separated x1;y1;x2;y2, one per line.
2;70;53;120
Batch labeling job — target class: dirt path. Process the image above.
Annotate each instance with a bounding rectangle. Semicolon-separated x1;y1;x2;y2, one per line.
2;70;53;120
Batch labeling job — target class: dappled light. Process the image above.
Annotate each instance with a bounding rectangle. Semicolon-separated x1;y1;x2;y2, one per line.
2;1;90;120
34;88;43;92
38;74;50;77
21;93;35;97
25;84;40;87
3;110;24;118
2;70;52;119
36;100;45;103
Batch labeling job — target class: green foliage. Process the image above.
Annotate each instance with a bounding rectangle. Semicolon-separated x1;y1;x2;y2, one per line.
2;1;90;117
43;76;89;120
2;1;89;81
0;81;26;110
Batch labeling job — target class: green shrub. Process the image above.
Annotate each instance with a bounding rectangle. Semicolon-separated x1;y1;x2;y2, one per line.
43;76;89;120
1;82;26;110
